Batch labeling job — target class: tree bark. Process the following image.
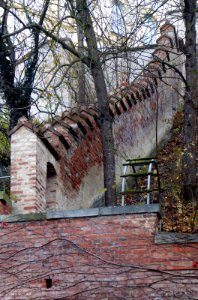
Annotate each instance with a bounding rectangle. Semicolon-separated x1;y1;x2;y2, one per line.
182;0;198;205
76;0;116;206
91;66;116;206
77;11;86;105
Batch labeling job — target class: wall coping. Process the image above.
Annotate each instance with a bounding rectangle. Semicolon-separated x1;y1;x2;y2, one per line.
1;204;198;244
155;232;198;244
0;204;160;223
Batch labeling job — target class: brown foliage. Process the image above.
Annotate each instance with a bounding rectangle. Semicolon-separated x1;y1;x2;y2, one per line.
159;111;198;233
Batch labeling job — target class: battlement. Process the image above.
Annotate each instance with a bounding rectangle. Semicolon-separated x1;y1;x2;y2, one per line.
9;22;185;214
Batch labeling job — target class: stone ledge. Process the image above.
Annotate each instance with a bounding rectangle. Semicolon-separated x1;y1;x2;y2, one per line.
47;204;160;219
0;204;160;223
0;212;46;223
155;232;198;244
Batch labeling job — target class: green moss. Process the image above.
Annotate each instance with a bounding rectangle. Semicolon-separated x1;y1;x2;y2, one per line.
0;191;12;206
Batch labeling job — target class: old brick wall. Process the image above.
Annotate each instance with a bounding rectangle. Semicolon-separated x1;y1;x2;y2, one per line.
10;22;185;213
0;209;197;299
10;113;103;213
113;23;184;177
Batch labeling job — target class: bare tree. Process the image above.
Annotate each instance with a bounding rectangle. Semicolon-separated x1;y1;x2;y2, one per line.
182;0;198;205
75;0;117;205
0;0;51;129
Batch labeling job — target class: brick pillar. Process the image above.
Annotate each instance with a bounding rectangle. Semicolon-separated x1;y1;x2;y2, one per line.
10;121;38;213
10;117;59;214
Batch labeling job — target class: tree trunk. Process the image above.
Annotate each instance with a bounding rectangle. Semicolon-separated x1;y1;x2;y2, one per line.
182;0;198;205
76;0;116;206
77;15;86;105
8;88;31;130
0;0;50;130
91;66;116;206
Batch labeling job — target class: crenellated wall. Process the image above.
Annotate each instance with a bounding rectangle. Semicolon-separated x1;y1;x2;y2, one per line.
112;22;184;176
10;112;104;213
10;22;185;214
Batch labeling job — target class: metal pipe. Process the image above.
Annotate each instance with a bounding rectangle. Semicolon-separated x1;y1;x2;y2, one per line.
147;162;153;204
121;165;128;206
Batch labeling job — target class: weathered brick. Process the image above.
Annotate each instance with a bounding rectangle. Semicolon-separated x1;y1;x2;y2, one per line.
0;213;196;300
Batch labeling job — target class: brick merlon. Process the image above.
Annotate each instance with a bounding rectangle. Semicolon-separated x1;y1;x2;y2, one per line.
8;116;38;136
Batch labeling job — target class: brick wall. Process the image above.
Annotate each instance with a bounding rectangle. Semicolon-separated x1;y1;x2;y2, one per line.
0;208;197;299
9;22;185;213
113;23;184;176
10;115;103;213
